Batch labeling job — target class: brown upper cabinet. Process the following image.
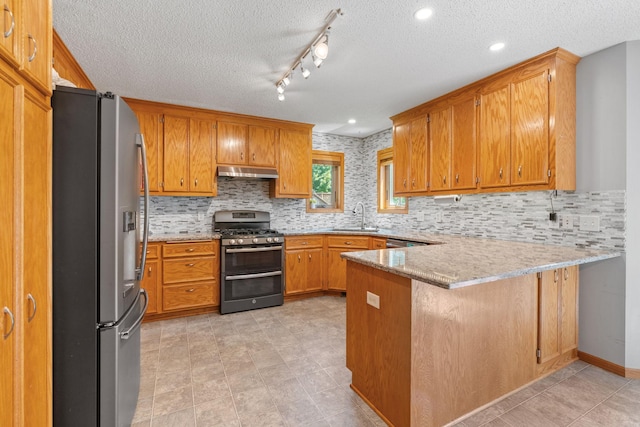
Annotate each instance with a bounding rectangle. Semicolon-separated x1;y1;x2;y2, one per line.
270;128;312;198
393;116;428;195
391;47;580;197
217;121;277;168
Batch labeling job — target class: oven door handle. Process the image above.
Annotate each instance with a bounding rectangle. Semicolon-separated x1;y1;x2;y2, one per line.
225;245;283;253
225;271;282;281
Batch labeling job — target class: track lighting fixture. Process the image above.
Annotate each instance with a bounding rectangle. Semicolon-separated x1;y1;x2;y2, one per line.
274;8;342;100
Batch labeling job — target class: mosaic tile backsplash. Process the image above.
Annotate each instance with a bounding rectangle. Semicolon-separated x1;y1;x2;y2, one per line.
145;131;626;252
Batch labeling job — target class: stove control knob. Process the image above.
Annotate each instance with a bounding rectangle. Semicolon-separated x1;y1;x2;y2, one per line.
229;239;236;245
252;238;259;244
237;239;244;244
273;237;280;243
266;237;273;243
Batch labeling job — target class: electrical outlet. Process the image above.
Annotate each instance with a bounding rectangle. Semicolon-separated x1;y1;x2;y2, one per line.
366;291;380;309
197;212;204;221
417;211;425;222
559;214;573;230
580;215;600;232
435;212;442;223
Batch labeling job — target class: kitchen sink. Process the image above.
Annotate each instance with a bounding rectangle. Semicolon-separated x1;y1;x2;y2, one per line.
331;227;380;232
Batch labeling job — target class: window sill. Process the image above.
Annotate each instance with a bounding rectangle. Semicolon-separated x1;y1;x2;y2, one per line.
306;207;343;214
377;208;408;214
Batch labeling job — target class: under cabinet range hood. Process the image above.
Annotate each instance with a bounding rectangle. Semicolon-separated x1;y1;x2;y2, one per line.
217;166;279;179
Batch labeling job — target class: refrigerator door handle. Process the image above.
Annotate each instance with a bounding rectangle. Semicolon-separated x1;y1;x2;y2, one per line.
136;134;150;281
120;289;148;340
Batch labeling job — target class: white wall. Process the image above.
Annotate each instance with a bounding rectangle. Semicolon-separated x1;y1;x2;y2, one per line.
625;41;640;369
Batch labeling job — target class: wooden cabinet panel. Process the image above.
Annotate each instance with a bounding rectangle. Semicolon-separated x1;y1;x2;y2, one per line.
163;256;217;284
285;249;306;295
370;238;387;249
479;85;510;188
144;243;159;259
21;0;51;94
409;116;428;192
163;282;216;311
429;106;452;192
326;248;347;291
560;266;578;354
162;241;216;257
393;122;410;194
189;118;214;193
306;248;324;292
217;121;246;165
451;96;477;190
327;236;370;249
141;259;160;315
511;69;549;186
0;0;19;66
248;125;276;167
275;128;311;197
21;91;51;427
136;111;162;192
286;235;324;250
163;115;189;192
0;65;17;427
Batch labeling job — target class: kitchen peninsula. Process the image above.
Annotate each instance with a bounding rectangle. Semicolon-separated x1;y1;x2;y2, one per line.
341;236;619;427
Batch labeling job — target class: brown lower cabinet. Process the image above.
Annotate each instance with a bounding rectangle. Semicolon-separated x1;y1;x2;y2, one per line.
141;240;220;320
284;235;325;295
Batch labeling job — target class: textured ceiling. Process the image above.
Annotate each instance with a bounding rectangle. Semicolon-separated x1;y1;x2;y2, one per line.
53;0;640;137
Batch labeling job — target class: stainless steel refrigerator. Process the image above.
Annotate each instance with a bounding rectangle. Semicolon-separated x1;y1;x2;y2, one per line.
52;86;150;427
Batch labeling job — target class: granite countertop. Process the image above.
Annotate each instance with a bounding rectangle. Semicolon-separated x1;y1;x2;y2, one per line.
340;234;619;289
148;232;221;242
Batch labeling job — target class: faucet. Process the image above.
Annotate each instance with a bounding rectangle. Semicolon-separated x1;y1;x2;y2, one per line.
353;202;365;229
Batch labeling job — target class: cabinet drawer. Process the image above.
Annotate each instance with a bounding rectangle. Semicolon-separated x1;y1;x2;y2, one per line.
144;243;160;259
163;256;217;284
327;236;370;249
163;282;216;311
371;238;387;249
286;235;323;249
163;241;216;257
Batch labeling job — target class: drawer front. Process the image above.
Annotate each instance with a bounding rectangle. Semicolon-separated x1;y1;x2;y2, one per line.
144;243;160;259
163;256;217;284
162;241;216;258
327;235;370;249
286;235;324;249
371;238;387;250
163;282;216;311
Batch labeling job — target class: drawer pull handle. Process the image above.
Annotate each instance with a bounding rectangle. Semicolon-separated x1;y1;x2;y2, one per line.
186;288;195;293
27;33;37;62
194;178;198;187
443;175;446;184
4;5;15;38
3;307;15;338
564;268;569;280
554;270;558;283
345;241;352;245
403;179;407;188
240;152;244;160
186;248;195;252
302;241;308;245
180;177;184;186
456;173;459;183
252;153;256;161
308;254;312;261
499;168;503;179
186;263;195;267
27;293;37;322
297;255;301;262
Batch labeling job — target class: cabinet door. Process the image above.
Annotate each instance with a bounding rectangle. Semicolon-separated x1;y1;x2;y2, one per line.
306;248;324;292
0;66;18;427
326;248;347;291
429;107;452;192
217;121;247;165
560;266;578;354
285;249;306;295
21;0;51;94
278;128;311;197
409;116;428;192
0;0;19;66
537;269;561;364
248;125;276;167
511;69;549;186
393;122;410;194
136;111;162;192
189;118;213;194
163;115;189;192
22;90;51;427
479;85;510;188
451;96;477;190
141;259;160;315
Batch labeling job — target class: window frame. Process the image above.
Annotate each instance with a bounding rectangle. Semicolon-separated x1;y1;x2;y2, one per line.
307;150;344;213
377;147;408;213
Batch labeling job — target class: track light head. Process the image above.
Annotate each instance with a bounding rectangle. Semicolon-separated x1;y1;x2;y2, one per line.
282;75;291;86
301;65;310;79
276;83;285;94
312;52;323;68
313;33;329;60
278;93;285;101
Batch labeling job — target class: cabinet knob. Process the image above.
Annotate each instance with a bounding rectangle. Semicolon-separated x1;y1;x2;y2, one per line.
456;174;459;183
309;254;312;261
298;255;301;262
499;168;503;179
180;177;184;186
240;152;244;160
564;268;569;280
3;5;15;38
3;306;15;338
443;176;446;184
283;183;286;190
186;263;195;267
148;266;152;274
27;293;37;322
252;153;256;161
345;241;352;245
403;179;407;188
27;33;37;62
518;165;522;178
412;179;416;188
186;288;195;293
302;241;308;245
186;248;195;252
194;178;198;187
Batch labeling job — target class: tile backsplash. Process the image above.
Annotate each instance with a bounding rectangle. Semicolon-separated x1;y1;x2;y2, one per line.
145;130;626;252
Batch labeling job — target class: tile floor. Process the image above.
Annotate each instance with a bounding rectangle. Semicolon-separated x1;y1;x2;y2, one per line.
133;296;640;427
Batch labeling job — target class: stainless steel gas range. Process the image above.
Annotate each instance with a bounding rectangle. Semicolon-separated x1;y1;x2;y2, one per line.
214;210;284;314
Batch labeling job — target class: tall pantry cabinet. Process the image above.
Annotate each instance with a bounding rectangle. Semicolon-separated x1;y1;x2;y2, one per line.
0;0;52;426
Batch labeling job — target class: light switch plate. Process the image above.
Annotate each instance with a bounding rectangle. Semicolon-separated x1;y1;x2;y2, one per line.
580;215;600;232
366;291;380;309
559;214;573;230
417;212;425;222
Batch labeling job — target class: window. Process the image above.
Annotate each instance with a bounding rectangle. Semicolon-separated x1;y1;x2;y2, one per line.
378;147;408;213
308;150;344;213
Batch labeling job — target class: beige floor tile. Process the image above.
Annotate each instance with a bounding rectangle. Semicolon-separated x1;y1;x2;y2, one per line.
152;385;194;417
159;334;188;348
191;361;226;384
132;396;153;423
310;386;360;419
493;386;539;413
481;418;512;427
500;404;560;426
543;375;613;414
287;356;324;377
277;396;324;426
298;370;340;395
267;377;309;406
237;408;287;427
460;405;504;427
192;376;232;406
521;392;584;425
194;394;239;427
138;374;156;399
155;368;192;395
258;362;296;386
250;348;285;369
131;421;150;427
152;407;196;427
324;406;374;427
323;365;352;387
232;385;277;416
575;365;631;393
227;370;266;395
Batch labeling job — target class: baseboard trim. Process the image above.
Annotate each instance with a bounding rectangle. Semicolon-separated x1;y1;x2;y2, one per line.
578;351;628;377
626;367;640;379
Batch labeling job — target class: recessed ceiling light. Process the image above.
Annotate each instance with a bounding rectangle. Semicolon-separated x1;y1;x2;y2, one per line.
489;42;505;52
414;7;433;20
348;119;356;124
